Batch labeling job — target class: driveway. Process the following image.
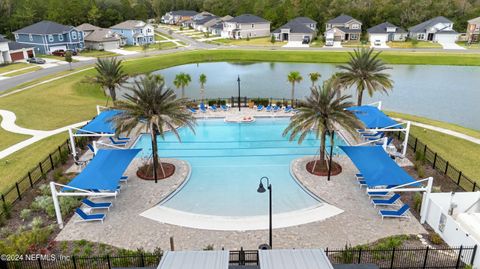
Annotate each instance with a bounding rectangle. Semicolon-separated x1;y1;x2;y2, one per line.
438;41;465;50
324;41;343;48
106;49;139;55
283;41;309;48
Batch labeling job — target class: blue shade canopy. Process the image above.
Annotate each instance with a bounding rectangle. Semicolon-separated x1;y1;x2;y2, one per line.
346;106;398;129
79;110;122;134
65;149;141;191
340;145;419;188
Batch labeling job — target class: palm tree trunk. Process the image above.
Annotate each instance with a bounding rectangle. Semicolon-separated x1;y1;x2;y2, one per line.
291;82;295;105
109;86;117;103
182;86;185;98
151;130;165;179
319;130;327;164
357;89;364;106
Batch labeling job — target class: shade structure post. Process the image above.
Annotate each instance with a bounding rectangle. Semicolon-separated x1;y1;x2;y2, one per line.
92;141;98;154
377;101;382;110
382;136;388;150
68;128;77;158
420;177;433;224
50;182;64;229
402;121;411;157
96;105;101;115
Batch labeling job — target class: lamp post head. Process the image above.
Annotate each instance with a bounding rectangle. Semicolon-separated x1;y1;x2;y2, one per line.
257;182;266;193
237;75;240;82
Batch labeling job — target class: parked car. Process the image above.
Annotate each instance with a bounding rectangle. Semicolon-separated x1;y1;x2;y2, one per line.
302;37;311;44
26;57;46;64
374;40;382;46
51;50;78;57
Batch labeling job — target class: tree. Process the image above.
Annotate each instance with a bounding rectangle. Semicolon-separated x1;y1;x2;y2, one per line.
111;74;196;182
94;57;128;104
173;72;191;98
141;43;150;56
287;71;303;105
270;34;276;46
308;72;321;88
283;77;363;172
199;73;207;102
336;48;393;106
65;50;73;70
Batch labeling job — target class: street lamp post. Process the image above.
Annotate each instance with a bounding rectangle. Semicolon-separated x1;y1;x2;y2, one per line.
237;75;241;111
257;176;272;248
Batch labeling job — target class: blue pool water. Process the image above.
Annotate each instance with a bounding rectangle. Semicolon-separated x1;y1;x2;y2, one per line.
134;118;346;217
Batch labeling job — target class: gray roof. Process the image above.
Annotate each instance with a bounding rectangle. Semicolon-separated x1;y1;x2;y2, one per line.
259;249;334;269
221;15;233;22
367;22;406;34
84;28;121;42
290;17;316;24
170;10;198;16
76;23;100;32
468;16;480;24
329;26;361;33
110;20;147;30
408;16;453;33
14;20;74;35
0;35;8;43
195;15;219;25
327;15;358;24
228;14;269;24
210;22;223;29
8;41;34;51
273;21;315;34
157;250;229;269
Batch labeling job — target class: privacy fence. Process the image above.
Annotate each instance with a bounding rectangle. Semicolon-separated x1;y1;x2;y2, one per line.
1;246;477;269
397;131;480;192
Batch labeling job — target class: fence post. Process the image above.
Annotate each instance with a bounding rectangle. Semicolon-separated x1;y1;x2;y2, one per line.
140;252;145;267
423;144;427;155
28;172;33;187
49;154;54;168
471;245;478;266
433;153;437;168
357;248;362;264
39;162;44;178
240;247;245;265
397;131;401;139
473;182;477;192
422;246;429;269
413;138;418;152
15;182;21;200
0;259;7;269
58;145;62;155
37;259;43;269
72;255;77;269
457;171;462;185
390;247;395;269
1;194;5;205
445;161;449;175
455;246;463;269
107;255;111;269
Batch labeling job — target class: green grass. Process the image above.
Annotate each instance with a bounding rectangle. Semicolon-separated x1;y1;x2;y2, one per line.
78;50;119;58
456;41;480;49
386;111;480;139
342;41;370;48
213;37;283;47
387;41;442;49
0;123;31;151
0;132;68;193
37;54;79;62
0;63;32;74
3;66;42;77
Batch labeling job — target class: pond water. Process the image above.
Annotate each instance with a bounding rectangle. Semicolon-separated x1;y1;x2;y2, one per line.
121;62;480;130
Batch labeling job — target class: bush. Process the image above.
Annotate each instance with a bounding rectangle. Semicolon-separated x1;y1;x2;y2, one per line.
30;216;43;229
59;197;81;218
250;98;269;107
1;202;12;219
246;36;250;41
207;99;226;106
52;168;64;181
415;151;426;164
416;161;425;178
0;226;53;254
203;244;214;250
38;184;51;196
31;196;54;215
413;192;423;212
20;209;32;221
430;233;444;245
375;235;408;250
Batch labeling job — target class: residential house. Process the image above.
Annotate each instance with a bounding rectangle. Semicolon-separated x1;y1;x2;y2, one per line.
162;10;198;25
0;35;9;64
192;14;218;32
110;20;154;46
0;35;35;63
272;17;317;43
185;11;214;29
324;15;362;45
77;23;125;50
208;16;233;35
466;16;480;43
408;16;458;43
367;22;407;46
221;14;270;39
13;20;84;54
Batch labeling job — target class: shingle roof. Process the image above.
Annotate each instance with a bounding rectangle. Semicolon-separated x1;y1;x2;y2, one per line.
76;23;100;32
273;21;315;34
228;14;269;24
84;28;121;42
195;15;219;25
110;20;147;30
221;15;233;22
13;20;74;34
171;10;198;16
333;27;361;33
367;22;406;34
327;15;358;24
8;41;34;50
468;16;480;24
290;17;316;24
210;22;223;29
408;16;453;33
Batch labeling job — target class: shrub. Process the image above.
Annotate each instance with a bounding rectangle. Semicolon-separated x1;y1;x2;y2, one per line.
0;226;53;254
59;197;81;217
31;196;54;215
20;209;32;221
1;202;12;219
246;36;250;41
375;235;408;250
30;216;43;229
60;241;68;252
415;151;426;164
250;98;269;106
203;244;214;250
52;168;64;181
416;161;425;178
39;184;51;196
207;99;226;106
413;192;423;212
430;233;444;245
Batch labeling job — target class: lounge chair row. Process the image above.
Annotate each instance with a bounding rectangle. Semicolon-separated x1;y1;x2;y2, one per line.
256;105;295;113
188;104;229;113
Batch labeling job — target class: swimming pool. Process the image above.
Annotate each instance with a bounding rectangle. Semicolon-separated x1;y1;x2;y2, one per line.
134;118;346;219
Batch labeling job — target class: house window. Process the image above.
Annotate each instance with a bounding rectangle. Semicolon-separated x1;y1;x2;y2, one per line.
147;28;151;33
48;35;54;42
417;33;425;40
251;24;254;28
58;34;63;41
350;34;358;40
351;24;360;29
29;34;33;41
15;34;19;40
71;31;77;40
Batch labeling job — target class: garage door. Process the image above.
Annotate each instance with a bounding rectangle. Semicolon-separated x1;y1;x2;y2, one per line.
436;34;457;43
26;50;34;58
10;51;25;61
49;45;67;52
102;41;119;51
369;34;388;47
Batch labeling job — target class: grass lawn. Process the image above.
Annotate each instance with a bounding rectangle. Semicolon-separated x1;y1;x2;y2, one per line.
0;62;32;74
455;41;480;49
387;41;442;49
310;40;325;47
78;50;119;58
2;66;42;77
342;41;370;48
213;37;283;47
157;42;180;50
37;54;79;62
0;132;68;193
0;123;31;151
155;33;167;41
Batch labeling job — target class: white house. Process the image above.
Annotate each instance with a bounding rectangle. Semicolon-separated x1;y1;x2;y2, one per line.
110;20;154;46
421;191;480;268
0;35;35;63
367;22;407;47
408;16;459;43
221;14;270;39
0;35;10;64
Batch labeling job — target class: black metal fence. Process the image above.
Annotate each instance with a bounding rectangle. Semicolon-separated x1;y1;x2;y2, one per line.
0;139;71;215
188;97;300;108
398;131;480;192
1;246;476;269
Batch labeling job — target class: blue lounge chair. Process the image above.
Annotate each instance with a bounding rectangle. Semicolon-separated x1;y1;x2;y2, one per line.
82;198;112;210
379;204;410;219
367;190;391;197
75;208;105;223
109;137;127;146
257;105;264;111
273;106;281;112
221;105;229;111
210;105;218;112
188;107;197;113
120;176;128;183
199;103;207;113
362;131;384;138
372;194;401;207
355;173;363;180
87;144;95;154
284;106;293;113
265;105;272;112
375;137;393;146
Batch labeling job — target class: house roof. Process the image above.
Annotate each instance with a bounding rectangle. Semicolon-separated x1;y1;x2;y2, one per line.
110;20;147;30
221;15;233;22
273;21;315;34
367;22;406;34
76;23;101;32
327;14;359;24
84;28;121;42
8;41;34;51
170;10;198;16
228;14;269;24
468;16;480;24
0;35;8;43
408;16;453;33
290;17;316;24
210;22;223;29
195;15;219;25
14;20;74;35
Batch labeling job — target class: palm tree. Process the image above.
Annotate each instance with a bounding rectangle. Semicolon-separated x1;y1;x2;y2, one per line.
308;72;321;88
287;71;303;105
111;74;196;182
283;76;363;172
173;72;191;98
199;73;207;102
336;48;393;106
94;57;128;104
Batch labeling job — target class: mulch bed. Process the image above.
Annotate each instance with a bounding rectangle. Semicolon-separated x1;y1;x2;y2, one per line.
306;160;342;176
137;163;175;180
